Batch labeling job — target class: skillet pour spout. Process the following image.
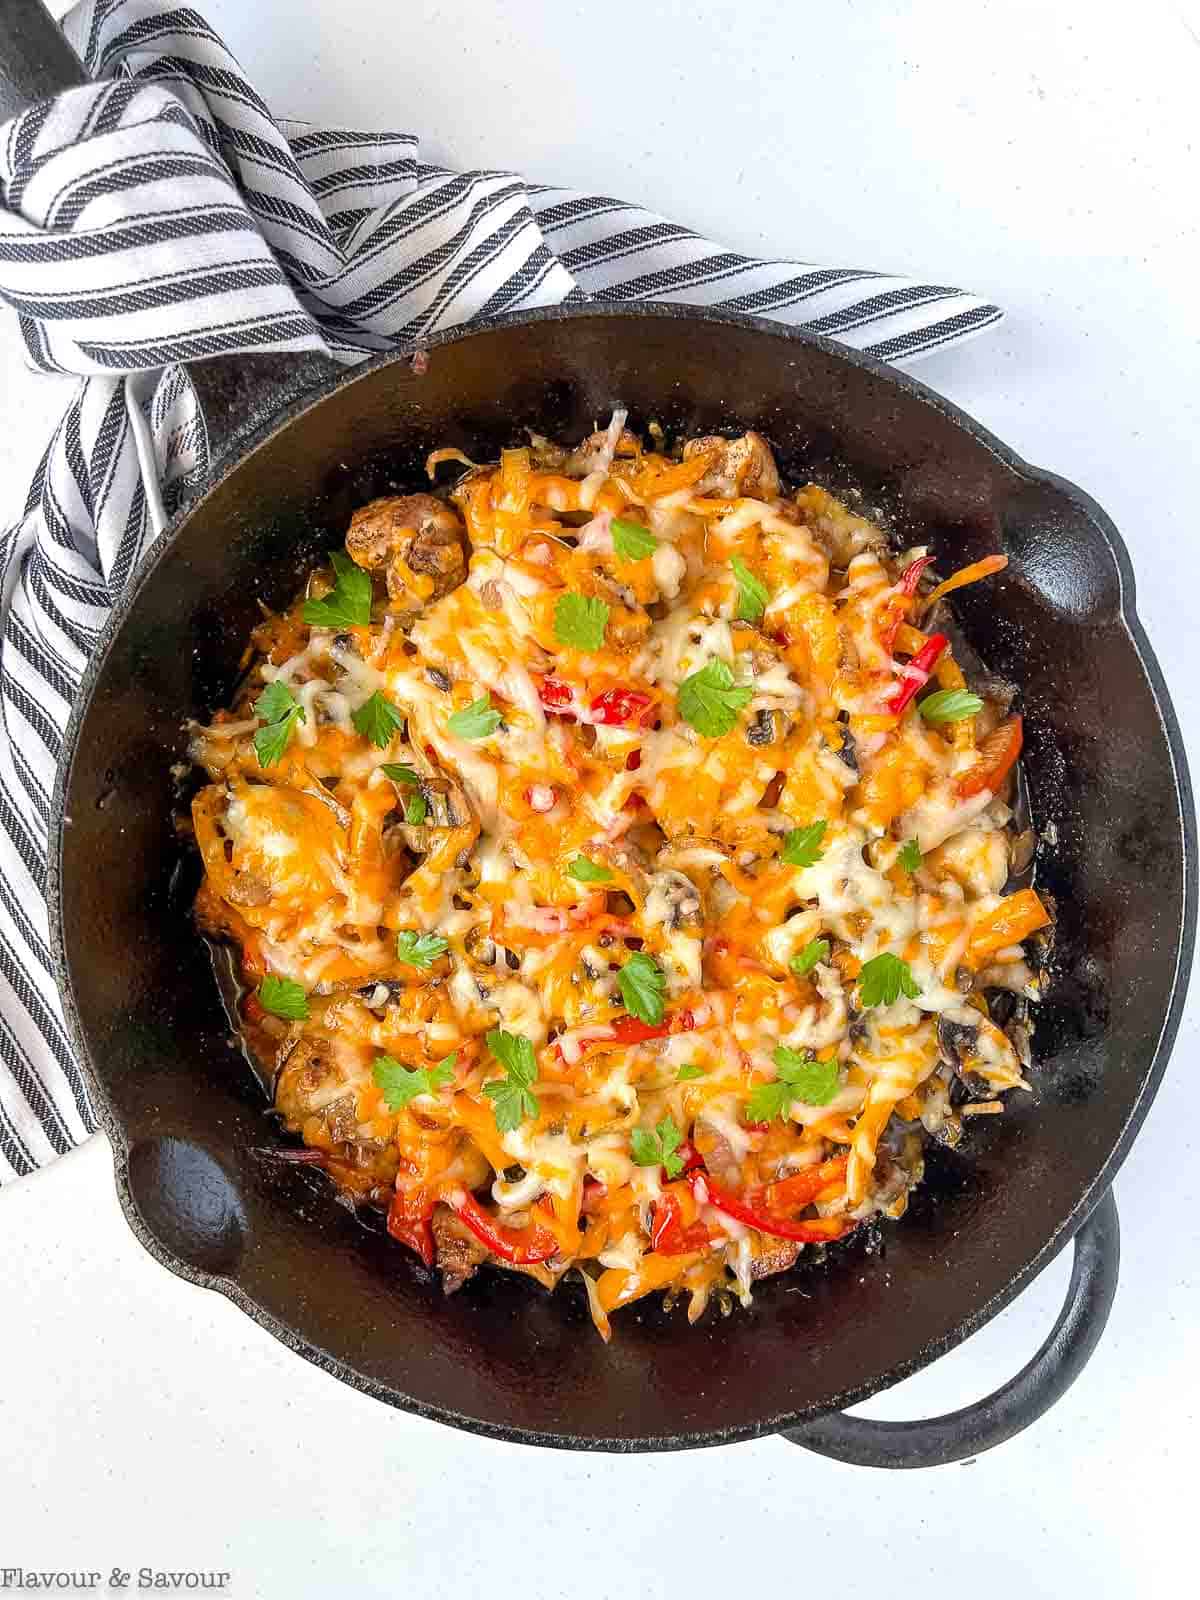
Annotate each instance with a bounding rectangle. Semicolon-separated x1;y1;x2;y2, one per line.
48;306;1195;1456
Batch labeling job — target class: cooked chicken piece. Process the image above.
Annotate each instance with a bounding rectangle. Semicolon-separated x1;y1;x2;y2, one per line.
431;1205;489;1294
682;431;781;498
345;494;467;604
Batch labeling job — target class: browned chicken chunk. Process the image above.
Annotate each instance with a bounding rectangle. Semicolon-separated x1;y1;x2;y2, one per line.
683;431;781;498
345;494;467;605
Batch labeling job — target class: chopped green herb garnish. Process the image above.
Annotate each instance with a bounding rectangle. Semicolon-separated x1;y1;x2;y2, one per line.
483;1027;539;1132
395;930;449;969
257;975;309;1021
746;1046;840;1122
404;791;428;825
677;658;753;739
447;695;502;740
566;855;613;883
611;517;658;561
897;838;923;873
790;938;831;977
380;763;419;786
617;951;667;1026
554;591;610;652
351;690;404;748
919;688;984;725
857;951;921;1008
373;1051;456;1110
301;550;372;628
676;1064;706;1082
781;820;828;868
252;681;305;768
730;555;770;623
630;1115;686;1178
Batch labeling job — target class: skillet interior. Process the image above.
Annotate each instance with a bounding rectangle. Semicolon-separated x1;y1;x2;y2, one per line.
49;307;1194;1449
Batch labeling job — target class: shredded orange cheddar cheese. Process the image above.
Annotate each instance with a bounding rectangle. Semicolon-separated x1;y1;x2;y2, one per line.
189;419;1047;1336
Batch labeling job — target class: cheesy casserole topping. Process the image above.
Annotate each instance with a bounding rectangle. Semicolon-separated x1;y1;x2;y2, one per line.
190;418;1049;1336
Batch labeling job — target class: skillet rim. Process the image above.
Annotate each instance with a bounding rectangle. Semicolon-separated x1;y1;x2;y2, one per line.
46;304;1198;1451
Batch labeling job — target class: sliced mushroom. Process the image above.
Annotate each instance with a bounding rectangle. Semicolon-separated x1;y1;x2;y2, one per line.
345;494;467;605
643;869;704;931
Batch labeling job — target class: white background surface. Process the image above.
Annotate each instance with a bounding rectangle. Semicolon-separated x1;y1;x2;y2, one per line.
2;1;1198;1595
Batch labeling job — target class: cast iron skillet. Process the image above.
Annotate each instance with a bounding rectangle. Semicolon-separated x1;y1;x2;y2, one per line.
45;306;1191;1461
9;0;1193;1467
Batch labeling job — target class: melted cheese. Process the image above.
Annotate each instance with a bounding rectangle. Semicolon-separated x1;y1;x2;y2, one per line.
191;421;1042;1336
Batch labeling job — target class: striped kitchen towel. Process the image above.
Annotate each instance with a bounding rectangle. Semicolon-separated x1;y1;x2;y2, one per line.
0;0;1001;1181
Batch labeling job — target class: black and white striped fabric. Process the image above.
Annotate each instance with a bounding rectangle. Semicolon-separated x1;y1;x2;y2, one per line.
0;0;1002;1183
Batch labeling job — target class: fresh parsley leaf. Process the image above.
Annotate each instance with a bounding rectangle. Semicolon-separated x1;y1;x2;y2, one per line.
745;1078;794;1123
404;791;428;825
919;688;984;725
554;591;610;652
252;681;306;769
781;820;828;868
351;690;404;748
447;695;502;740
483;1027;539;1132
857;951;921;1008
790;938;830;977
373;1051;456;1110
730;555;770;623
395;930;449;969
630;1115;685;1178
486;1027;537;1083
897;838;923;873
774;1046;840;1105
254;681;300;725
566;855;613;883
611;517;658;561
747;1045;840;1121
676;1063;705;1081
617;951;666;1026
302;550;372;628
380;763;419;786
676;658;753;738
253;709;303;768
258;975;308;1021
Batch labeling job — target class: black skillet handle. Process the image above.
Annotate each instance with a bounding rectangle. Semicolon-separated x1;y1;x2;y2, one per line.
780;1189;1120;1469
0;0;87;121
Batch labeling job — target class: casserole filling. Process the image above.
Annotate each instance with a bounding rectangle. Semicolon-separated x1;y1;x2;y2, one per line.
189;420;1048;1335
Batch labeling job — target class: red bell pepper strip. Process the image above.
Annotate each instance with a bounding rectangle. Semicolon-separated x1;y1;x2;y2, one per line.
899;554;935;598
608;1008;697;1047
386;1190;435;1267
447;1189;559;1264
538;676;576;712
885;632;948;717
876;550;934;649
673;1139;705;1176
690;1173;855;1244
650;1192;713;1255
589;687;654;726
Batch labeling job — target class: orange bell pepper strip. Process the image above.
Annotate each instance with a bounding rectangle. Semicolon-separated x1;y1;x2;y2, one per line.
967;887;1051;963
922;553;1008;609
957;714;1023;799
760;1155;849;1214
